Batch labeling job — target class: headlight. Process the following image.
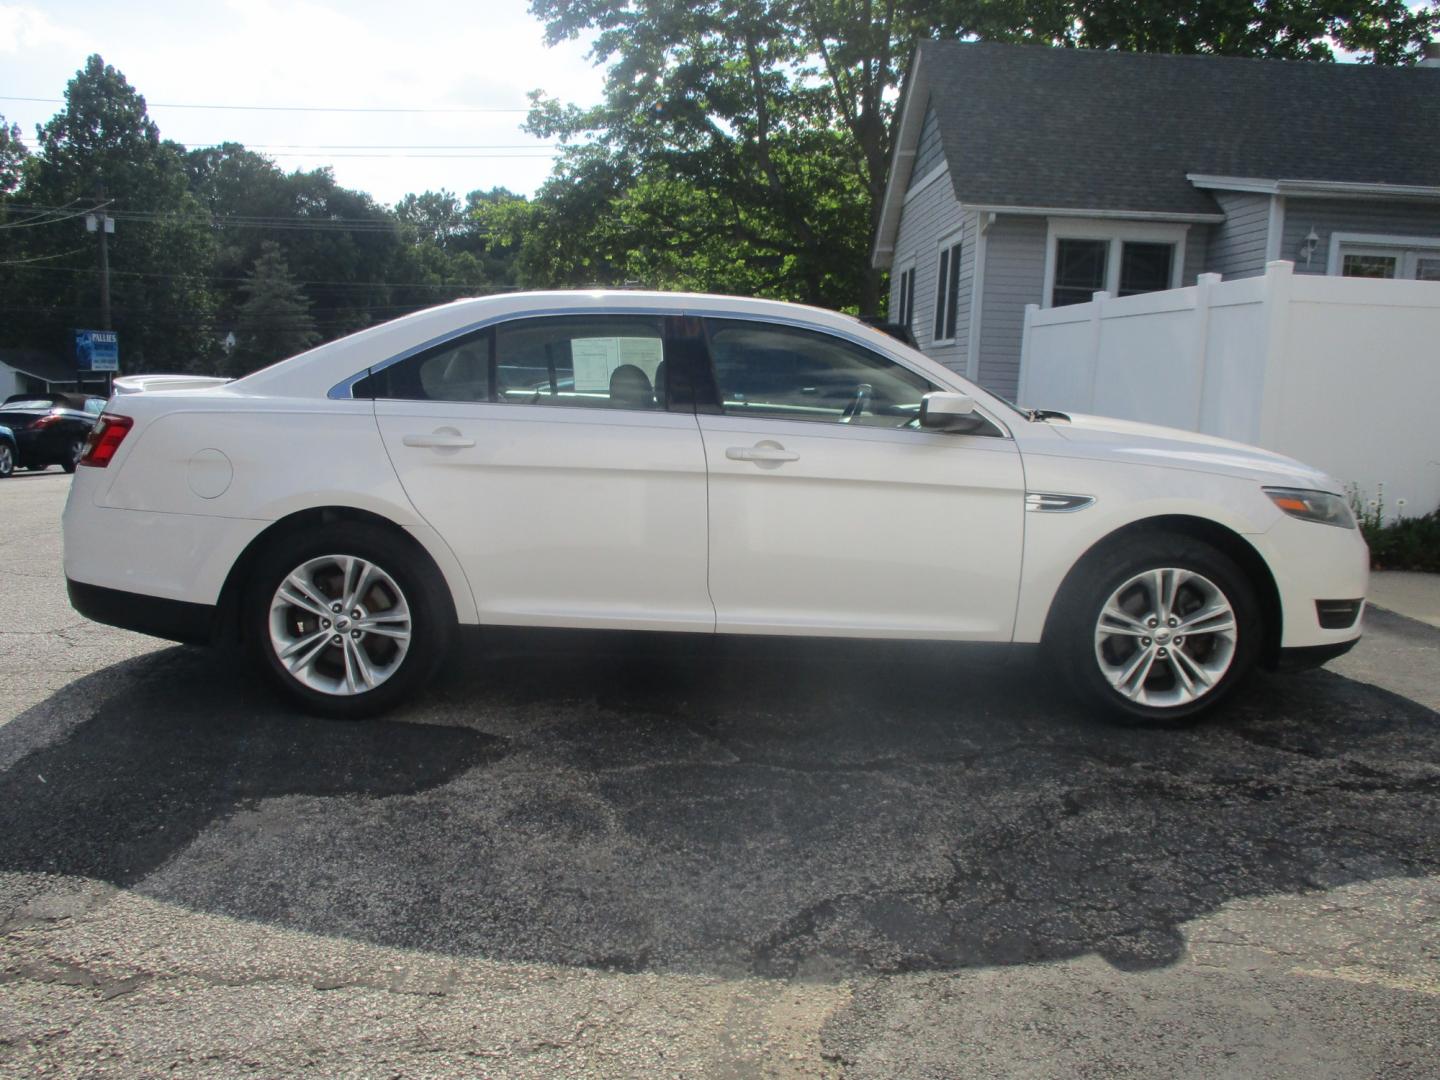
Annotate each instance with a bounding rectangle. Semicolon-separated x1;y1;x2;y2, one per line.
1263;487;1355;528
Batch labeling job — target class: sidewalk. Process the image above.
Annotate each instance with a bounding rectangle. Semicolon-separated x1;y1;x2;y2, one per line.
1367;570;1440;629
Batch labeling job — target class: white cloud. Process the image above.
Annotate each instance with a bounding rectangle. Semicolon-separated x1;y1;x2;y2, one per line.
0;4;86;54
2;0;603;200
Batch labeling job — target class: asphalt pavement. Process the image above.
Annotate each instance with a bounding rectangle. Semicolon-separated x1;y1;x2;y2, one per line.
1;471;1437;1078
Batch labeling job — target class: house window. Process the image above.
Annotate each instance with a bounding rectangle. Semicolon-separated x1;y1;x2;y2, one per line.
933;239;962;341
1118;242;1175;296
1326;233;1440;280
895;266;916;330
1342;253;1397;279
1045;221;1188;308
1052;239;1108;307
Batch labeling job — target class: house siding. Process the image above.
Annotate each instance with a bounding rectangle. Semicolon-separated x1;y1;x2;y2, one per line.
908;105;944;189
1281;198;1440;274
1182;226;1207;285
1206;191;1272;279
978;215;1047;400
890;168;970;373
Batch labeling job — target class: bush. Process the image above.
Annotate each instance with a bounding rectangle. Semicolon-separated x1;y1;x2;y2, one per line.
1347;485;1440;572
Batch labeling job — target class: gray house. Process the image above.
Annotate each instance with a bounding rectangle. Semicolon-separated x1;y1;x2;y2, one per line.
872;41;1440;399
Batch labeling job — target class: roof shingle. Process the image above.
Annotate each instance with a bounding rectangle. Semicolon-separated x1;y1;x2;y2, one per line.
919;41;1440;216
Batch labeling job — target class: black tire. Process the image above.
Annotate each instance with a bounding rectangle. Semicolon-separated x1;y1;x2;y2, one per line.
0;443;13;478
244;522;456;719
61;438;84;474
1047;533;1262;725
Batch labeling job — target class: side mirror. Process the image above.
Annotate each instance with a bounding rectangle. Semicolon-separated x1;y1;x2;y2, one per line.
919;391;987;433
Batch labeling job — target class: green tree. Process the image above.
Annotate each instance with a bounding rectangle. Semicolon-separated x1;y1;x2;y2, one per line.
4;56;218;373
986;0;1440;63
186;144;419;340
0;116;26;198
230;241;320;376
527;0;1440;313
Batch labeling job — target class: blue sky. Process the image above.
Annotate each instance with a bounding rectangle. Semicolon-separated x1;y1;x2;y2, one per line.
0;0;604;205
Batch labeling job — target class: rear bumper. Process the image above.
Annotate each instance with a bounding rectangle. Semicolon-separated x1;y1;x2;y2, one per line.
67;577;215;646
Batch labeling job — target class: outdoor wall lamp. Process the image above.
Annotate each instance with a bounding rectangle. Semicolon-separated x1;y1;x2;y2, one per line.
1301;227;1320;266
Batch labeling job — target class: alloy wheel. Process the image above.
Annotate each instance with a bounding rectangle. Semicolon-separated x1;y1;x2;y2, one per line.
1093;567;1238;708
267;554;412;696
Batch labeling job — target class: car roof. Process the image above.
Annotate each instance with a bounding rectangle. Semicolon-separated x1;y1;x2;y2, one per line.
4;390;103;403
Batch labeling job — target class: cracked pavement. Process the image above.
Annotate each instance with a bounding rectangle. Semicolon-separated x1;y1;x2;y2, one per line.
1;471;1437;1077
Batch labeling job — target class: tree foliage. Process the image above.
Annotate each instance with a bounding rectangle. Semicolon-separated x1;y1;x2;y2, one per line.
971;0;1440;63
2;57;219;373
0;58;526;378
0;116;26;198
230;241;320;376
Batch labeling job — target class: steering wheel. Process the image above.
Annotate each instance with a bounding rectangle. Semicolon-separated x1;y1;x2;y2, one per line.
839;382;874;424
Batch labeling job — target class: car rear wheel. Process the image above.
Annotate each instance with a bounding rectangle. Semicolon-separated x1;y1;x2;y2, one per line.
1050;535;1261;724
62;437;84;474
0;443;12;478
245;523;455;718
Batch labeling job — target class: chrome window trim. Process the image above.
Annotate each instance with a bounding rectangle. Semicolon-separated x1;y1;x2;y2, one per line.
327;302;1012;438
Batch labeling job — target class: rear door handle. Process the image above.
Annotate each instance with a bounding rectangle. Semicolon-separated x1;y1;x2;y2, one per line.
402;431;475;449
726;444;799;463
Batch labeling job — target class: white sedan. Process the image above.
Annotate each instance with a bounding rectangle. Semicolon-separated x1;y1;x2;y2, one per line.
62;291;1368;722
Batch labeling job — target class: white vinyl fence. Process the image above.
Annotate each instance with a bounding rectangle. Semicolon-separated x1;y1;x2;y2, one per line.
1018;260;1440;520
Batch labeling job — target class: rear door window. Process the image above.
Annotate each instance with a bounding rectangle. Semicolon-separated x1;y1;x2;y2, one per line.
359;328;492;402
495;315;668;412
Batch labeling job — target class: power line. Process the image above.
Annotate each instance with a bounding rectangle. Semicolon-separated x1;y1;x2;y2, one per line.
256;152;557;159
0;198;84;228
0;95;531;114
0;247;87;265
0;201;109;230
2;203;405;233
0;263;511;289
180;143;558;150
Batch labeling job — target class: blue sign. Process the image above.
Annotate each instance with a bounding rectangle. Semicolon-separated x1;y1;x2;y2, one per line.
75;329;119;373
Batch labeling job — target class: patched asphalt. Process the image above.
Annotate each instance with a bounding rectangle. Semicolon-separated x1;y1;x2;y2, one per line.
2;471;1437;1077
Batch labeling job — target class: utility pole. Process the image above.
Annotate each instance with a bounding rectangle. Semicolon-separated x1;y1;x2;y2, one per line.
86;195;115;394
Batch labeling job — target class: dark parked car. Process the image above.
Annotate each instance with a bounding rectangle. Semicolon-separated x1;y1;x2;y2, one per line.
0;425;15;479
0;393;106;473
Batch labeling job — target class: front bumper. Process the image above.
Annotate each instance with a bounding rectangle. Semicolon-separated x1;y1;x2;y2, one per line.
1254;512;1370;650
1273;636;1361;672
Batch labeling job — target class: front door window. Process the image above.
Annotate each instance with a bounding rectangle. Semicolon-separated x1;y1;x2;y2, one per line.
704;319;937;428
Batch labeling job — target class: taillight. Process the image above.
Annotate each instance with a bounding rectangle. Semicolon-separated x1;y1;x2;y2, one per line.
79;414;134;468
33;412;63;429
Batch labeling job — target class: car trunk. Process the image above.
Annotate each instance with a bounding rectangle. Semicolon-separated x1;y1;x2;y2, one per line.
0;408;52;431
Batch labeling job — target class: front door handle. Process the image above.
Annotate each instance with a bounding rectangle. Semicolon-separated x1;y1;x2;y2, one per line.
726;443;799;463
402;430;475;449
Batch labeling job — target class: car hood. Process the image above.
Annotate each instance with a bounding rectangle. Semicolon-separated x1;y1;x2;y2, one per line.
1042;412;1339;491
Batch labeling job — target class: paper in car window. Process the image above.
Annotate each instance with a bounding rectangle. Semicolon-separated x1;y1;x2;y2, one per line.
571;336;663;393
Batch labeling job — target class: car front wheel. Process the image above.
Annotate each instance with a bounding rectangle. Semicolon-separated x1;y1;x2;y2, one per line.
246;524;454;718
1051;535;1261;724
